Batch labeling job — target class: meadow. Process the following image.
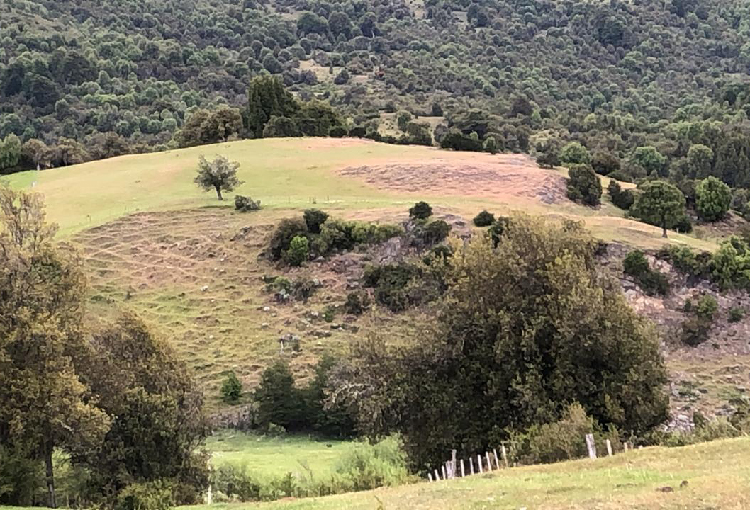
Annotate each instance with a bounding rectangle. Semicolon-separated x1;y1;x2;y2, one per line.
186;437;750;510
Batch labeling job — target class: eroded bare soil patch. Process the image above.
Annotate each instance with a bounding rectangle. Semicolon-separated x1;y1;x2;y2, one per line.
340;154;567;204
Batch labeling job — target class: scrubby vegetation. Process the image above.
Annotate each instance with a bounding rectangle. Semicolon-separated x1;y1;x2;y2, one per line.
332;216;669;470
623;250;670;296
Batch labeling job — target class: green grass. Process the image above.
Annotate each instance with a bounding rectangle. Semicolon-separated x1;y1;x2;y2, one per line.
208;431;352;479
185;437;750;510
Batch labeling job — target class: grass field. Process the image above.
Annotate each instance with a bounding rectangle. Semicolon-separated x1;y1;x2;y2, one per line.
187;437;750;510
207;432;351;479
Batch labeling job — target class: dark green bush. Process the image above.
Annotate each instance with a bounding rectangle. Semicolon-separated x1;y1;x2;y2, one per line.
567;164;602;206
344;290;371;315
681;295;717;347
488;217;512;247
303;209;329;234
213;464;261;502
409;201;433;220
608;180;634;210
623;250;669;296
221;371;243;404
696;294;718;321
411;219;451;248
268;218;308;261
592;151;621;176
114;481;172;510
473;210;495;227
363;263;422;312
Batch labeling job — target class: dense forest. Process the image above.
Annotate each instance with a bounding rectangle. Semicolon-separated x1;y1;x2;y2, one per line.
4;0;750;182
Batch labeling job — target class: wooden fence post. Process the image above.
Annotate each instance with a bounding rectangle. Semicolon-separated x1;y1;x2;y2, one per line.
486;452;492;471
477;454;483;473
493;448;500;469
442;464;447;480
428;473;433;482
585;433;597;459
501;445;508;467
624;442;629;452
451;449;458;479
606;439;613;457
460;458;465;478
470;457;475;475
434;469;440;481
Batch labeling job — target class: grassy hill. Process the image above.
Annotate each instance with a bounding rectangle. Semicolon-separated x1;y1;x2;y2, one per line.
3;138;737;407
183;437;750;510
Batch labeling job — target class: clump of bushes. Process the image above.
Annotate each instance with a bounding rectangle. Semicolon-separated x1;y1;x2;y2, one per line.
566;164;602;206
681;294;718;347
363;262;423;312
410;219;451;248
608;180;634;210
710;236;750;290
623;250;669;295
657;245;710;278
510;403;620;465
267;210;402;265
235;195;262;212
473;210;495;227
114;480;173;510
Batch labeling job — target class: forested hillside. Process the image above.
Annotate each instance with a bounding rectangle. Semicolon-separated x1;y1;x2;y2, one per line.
3;0;750;176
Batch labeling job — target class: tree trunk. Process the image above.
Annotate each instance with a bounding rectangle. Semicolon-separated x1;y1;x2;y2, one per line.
215;186;223;200
44;441;56;509
661;215;668;238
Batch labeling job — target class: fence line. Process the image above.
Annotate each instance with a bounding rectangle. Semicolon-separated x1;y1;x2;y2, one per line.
426;436;635;482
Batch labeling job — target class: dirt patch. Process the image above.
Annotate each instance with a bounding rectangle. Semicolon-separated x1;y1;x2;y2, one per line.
339;155;567;204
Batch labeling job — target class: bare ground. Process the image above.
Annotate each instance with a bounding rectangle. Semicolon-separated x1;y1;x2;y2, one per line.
339;153;567;204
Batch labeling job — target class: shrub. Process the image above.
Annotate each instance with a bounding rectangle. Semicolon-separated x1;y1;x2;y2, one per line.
333;436;410;491
329;125;347;137
255;361;305;431
284;236;309;267
592;151;620;176
488;217;512;247
303;209;329;234
483;136;498;154
695;176;732;222
560;141;591;167
729;307;745;323
345;290;371;315
114;481;173;510
681;295;717;347
711;236;750;290
411;219;451;248
268;218;308;261
657;245;709;277
608;180;634;210
235;195;261;212
213;464;261;502
473;210;495;227
695;294;718;321
623;250;669;295
409;201;433;220
363;263;422;312
519;403;594;464
567;164;602;206
291;276;318;302
439;129;483;152
221;371;243;404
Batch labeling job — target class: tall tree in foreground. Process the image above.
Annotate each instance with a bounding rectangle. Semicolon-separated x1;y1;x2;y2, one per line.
76;314;210;504
632;180;686;237
333;216;668;469
0;187;110;508
194;155;243;200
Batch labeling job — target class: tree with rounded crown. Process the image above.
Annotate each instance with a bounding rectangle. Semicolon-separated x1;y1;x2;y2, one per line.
194;155;243;200
633;180;686;237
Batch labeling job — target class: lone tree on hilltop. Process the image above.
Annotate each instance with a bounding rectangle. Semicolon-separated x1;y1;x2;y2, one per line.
194;155;243;200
